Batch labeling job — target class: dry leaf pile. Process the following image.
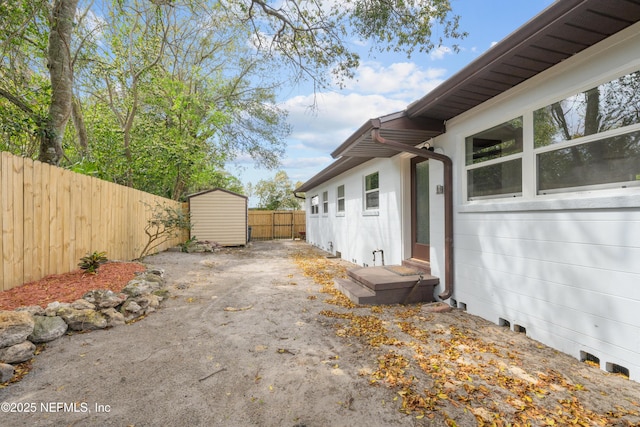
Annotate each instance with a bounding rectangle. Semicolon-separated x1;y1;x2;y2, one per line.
291;248;640;427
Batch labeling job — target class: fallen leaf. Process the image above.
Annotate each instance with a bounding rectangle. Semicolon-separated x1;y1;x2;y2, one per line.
223;305;253;312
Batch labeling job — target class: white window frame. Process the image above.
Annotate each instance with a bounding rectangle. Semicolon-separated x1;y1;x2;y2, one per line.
533;69;640;195
336;184;345;214
322;190;329;214
364;172;379;211
464;117;524;201
310;195;319;215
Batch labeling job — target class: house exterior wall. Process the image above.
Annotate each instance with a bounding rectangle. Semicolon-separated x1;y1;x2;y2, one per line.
306;157;408;267
189;190;247;246
432;23;640;380
303;21;640;381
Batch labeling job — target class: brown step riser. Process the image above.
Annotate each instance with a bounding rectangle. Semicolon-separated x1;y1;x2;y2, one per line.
336;278;437;305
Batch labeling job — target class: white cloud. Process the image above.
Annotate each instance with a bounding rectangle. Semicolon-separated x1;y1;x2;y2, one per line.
430;46;453;60
233;60;451;186
281;60;448;152
282;91;407;151
338;61;447;98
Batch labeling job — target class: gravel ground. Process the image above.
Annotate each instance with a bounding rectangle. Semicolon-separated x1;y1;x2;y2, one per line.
1;240;638;427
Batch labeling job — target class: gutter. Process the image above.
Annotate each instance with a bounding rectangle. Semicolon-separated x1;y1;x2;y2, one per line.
371;127;454;301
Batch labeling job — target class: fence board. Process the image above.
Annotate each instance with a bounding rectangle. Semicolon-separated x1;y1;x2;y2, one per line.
61;168;72;272
1;153;13;286
12;156;24;287
37;161;49;282
247;210;306;241
23;159;34;283
49;165;62;274
0;153;186;291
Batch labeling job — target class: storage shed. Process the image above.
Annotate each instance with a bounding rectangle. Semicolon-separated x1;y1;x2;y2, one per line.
187;188;248;246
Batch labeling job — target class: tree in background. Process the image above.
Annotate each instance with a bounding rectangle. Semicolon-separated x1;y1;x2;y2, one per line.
253;171;303;210
1;0;466;198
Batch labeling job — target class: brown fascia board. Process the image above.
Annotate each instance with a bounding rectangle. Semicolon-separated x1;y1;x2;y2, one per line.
406;0;588;119
295;156;370;193
330;111;443;159
186;187;248;200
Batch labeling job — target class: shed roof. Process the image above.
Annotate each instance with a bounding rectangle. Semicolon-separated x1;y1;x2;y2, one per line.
187;188;248;200
296;0;640;193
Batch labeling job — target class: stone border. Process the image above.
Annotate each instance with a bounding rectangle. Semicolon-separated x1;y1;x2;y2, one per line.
0;269;168;383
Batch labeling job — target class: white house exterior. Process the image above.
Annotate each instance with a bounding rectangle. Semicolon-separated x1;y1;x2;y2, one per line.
296;1;640;381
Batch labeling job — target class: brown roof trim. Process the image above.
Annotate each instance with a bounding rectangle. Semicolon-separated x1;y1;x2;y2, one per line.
406;0;640;120
330;111;444;158
294;156;371;193
187;187;248;200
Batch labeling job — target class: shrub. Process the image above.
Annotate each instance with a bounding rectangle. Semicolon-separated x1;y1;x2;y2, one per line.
78;251;108;274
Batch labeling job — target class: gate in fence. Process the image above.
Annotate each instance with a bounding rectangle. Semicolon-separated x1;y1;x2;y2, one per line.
247;210;306;241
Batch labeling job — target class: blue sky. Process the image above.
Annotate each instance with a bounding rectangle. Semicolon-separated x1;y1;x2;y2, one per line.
229;0;555;206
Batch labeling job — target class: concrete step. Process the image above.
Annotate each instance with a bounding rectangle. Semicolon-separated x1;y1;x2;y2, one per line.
336;265;440;305
335;278;377;304
402;258;432;275
348;266;439;291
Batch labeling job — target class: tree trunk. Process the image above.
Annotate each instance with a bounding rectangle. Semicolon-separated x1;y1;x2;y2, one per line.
71;95;88;155
39;0;79;165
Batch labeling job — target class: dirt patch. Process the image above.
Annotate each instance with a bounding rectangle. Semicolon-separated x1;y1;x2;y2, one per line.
0;241;638;426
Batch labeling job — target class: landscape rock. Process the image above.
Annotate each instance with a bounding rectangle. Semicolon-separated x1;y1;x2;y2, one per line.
15;306;45;316
0;311;35;349
0;341;36;364
122;279;162;297
0;362;14;382
71;299;96;310
83;290;127;309
138;268;164;278
186;243;207;253
141;270;165;282
152;289;170;301
185;241;220;253
100;308;126;327
28;316;68;343
44;302;72;317
57;308;108;331
119;300;143;321
131;294;160;311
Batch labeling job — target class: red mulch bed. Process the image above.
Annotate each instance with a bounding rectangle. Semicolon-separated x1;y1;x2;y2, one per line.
0;262;146;311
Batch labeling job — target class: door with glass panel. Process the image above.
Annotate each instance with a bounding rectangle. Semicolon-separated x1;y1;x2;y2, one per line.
411;157;430;261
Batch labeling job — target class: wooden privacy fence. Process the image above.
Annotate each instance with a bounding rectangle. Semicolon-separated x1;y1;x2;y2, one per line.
0;152;187;292
248;210;306;241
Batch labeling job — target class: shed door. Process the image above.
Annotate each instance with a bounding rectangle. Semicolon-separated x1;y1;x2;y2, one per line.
411;157;430;261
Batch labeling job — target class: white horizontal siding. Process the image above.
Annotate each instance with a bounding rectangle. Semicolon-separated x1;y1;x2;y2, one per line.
442;23;640;381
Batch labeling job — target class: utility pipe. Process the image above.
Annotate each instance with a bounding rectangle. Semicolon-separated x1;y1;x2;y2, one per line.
371;128;454;300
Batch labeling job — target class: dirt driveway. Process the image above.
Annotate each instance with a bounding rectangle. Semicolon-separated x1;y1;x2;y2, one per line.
1;241;639;426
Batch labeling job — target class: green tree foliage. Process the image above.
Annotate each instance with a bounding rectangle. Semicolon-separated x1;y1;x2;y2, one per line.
253;171;303;210
1;0;466;198
0;0;50;157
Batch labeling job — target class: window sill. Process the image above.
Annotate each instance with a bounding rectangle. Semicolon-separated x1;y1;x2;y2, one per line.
336;212;345;217
459;188;640;213
363;210;379;216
